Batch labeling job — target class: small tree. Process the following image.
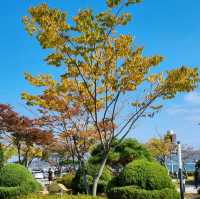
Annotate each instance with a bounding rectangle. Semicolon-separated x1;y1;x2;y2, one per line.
146;135;173;167
0;104;54;167
22;0;199;195
33;107;98;193
1;146;16;164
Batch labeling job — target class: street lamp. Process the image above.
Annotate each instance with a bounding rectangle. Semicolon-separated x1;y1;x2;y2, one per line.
177;141;184;199
167;130;176;174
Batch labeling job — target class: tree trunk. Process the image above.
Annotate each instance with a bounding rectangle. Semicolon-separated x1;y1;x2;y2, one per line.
28;158;33;168
17;144;21;164
72;154;76;171
22;147;30;167
83;172;90;194
81;161;90;194
92;154;108;196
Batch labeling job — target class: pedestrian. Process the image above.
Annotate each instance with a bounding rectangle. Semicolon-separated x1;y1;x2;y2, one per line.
48;168;53;184
194;168;200;189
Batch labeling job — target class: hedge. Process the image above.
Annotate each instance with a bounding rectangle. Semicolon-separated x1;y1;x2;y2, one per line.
0;186;22;199
21;194;105;199
0;180;41;199
107;186;179;199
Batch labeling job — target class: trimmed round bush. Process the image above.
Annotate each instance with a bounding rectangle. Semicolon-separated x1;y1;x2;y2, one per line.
0;164;34;187
107;186;179;199
0;164;41;198
107;159;178;199
117;159;174;190
25;179;42;193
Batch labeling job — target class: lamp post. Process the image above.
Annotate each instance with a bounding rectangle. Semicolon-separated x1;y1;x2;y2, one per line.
177;141;184;199
167;130;176;175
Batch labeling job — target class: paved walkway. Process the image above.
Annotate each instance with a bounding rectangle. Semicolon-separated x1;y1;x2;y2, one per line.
185;185;198;194
36;178;49;195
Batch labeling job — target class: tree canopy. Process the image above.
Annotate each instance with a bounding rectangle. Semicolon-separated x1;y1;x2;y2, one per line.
89;138;152;171
0;104;54;167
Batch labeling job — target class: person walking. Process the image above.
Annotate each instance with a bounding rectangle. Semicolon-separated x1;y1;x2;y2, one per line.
194;162;200;189
48;168;53;184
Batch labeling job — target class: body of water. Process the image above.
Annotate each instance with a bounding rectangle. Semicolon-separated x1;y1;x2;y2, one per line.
167;162;195;172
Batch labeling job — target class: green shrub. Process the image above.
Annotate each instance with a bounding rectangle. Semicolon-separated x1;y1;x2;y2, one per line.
107;186;179;199
72;165;113;194
87;164;113;182
116;159;174;190
71;177;108;194
94;180;108;194
0;186;22;199
71;169;93;194
57;174;75;188
0;164;34;187
25;179;42;193
0;181;41;199
107;175;121;191
107;160;179;199
0;164;41;198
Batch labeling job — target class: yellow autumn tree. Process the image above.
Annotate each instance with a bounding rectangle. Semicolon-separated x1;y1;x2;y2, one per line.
146;136;173;167
22;0;199;195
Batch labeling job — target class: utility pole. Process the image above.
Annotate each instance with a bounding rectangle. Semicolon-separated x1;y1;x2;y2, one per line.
177;141;184;199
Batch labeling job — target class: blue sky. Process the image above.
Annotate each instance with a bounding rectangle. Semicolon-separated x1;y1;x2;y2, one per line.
0;0;200;147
